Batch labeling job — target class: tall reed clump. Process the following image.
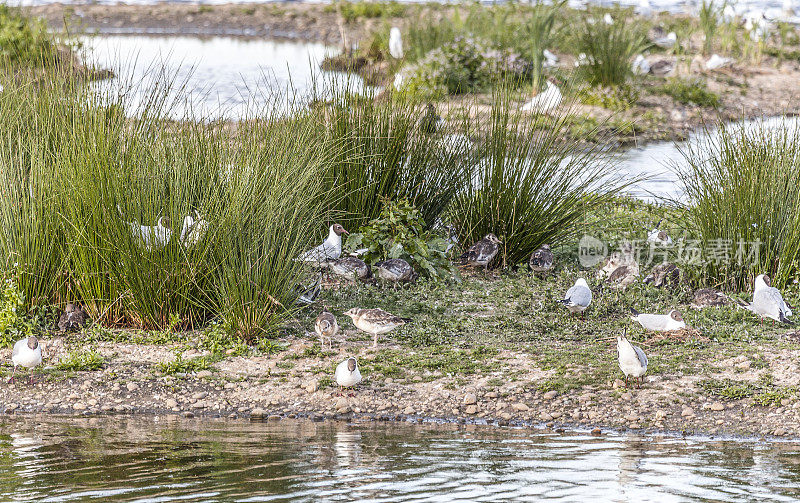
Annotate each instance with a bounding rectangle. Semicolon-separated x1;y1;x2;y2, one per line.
0;69;328;341
677;119;800;290
574;13;649;87
698;0;720;55
450;85;627;267
523;0;564;93
314;88;472;231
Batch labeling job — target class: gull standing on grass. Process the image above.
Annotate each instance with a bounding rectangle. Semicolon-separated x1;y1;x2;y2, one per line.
343;308;411;348
743;274;793;324
335;357;362;395
617;333;648;388
299;224;349;265
459;234;502;270
630;308;685;331
315;310;339;350
559;278;592;315
9;336;42;384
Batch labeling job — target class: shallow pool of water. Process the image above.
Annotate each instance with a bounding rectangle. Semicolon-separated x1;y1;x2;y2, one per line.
1;415;800;502
81;34;364;119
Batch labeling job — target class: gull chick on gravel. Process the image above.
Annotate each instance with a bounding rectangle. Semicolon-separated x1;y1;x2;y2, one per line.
315;310;338;349
343;308;411;348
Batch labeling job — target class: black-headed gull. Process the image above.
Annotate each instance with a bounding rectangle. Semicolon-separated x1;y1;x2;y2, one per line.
343;308;411;347
9;336;42;384
335;357;362;394
459;234;502;270
315;310;338;349
127;216;172;251
299;224;349;264
653;31;677;48
647;220;673;245
617;334;648;388
389;27;403;59
559;278;592;314
57;304;89;332
743;274;793;324
630;308;685;331
529;244;554;274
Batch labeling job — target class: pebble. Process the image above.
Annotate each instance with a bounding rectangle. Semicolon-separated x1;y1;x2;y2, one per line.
775;428;786;436
196;370;213;379
591;428;602;436
463;393;477;405
655;410;667;420
126;383;139;392
73;402;86;411
681;407;695;417
543;391;558;400
165;398;178;408
192;391;208;400
251;408;266;418
512;403;529;411
465;405;478;415
710;402;725;411
500;412;512;420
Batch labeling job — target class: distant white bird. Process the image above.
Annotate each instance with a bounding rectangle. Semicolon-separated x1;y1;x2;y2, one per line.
653;32;677;48
299;224;349;264
389;27;404;59
180;211;209;248
520;80;562;114
636;0;652;17
784;0;796;17
127;216;172;251
744;12;770;41
743;274;793;323
543;49;559;68
393;72;404;91
617;334;648;388
705;54;733;70
559;278;592;314
630;308;685;332
632;54;651;75
335;357;362;393
9;336;42;384
647;220;673;245
343;308;411;348
315;310;338;349
575;53;592;67
721;4;737;23
603;13;614;24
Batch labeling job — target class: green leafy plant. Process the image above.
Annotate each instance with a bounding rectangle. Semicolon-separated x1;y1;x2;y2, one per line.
345;199;456;280
157;351;214;375
698;0;720;55
56;348;105;371
576;84;639;110
0;5;55;65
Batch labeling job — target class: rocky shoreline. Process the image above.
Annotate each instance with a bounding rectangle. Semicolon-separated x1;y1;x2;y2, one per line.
2;328;799;441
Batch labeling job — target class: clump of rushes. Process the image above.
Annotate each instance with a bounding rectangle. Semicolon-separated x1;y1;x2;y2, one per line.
678;118;800;290
574;12;649;87
0;5;55;65
450;84;629;267
0;68;328;341
698;0;720;55
315;87;471;231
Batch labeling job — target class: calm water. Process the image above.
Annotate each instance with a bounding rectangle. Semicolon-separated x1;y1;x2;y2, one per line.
81;35;366;119
1;416;800;502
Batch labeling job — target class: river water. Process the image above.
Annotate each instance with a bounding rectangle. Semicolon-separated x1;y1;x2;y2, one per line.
1;415;799;502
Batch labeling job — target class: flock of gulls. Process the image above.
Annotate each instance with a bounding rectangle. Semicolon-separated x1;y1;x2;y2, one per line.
3;220;795;396
288;221;797;394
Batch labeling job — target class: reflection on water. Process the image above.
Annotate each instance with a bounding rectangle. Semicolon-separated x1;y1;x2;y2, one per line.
81;35;365;119
1;416;800;502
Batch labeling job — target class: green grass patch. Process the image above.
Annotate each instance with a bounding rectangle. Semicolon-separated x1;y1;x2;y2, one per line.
657;78;720;107
56;348;105;371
